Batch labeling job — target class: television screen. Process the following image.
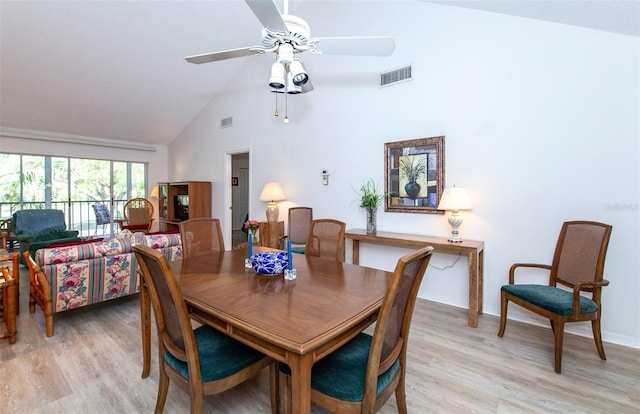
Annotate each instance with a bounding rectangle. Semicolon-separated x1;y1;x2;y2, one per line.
174;195;189;221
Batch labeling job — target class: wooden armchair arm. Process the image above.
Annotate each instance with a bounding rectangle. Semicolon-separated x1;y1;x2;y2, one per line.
508;263;552;284
571;279;609;314
575;279;610;291
23;251;54;336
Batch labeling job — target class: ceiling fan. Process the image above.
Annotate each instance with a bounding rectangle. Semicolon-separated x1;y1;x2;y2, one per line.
185;0;395;96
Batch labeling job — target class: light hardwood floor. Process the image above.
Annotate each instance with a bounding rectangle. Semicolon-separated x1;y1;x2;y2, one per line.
1;267;638;413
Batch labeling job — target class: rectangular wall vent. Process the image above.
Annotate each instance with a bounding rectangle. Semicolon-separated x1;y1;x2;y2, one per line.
380;65;413;87
220;116;233;129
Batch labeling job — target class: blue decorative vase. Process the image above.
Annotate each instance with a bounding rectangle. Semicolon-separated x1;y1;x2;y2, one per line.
404;181;421;200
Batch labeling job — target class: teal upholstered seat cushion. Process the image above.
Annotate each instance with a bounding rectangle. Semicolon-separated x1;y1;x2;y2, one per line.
502;284;597;315
291;246;305;254
280;333;400;402
164;325;265;382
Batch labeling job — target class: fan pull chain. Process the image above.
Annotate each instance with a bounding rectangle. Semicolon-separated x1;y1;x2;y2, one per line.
274;92;279;117
284;88;289;124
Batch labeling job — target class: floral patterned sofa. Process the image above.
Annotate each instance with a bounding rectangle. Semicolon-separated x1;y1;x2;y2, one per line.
34;231;182;314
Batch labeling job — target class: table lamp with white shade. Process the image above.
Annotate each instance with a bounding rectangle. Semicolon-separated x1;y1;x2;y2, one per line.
437;186;472;243
259;182;286;222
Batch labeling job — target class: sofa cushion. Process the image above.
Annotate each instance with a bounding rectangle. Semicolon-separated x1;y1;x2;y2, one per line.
13;209;67;236
48;238;104;248
36;233;183;266
147;228;180;235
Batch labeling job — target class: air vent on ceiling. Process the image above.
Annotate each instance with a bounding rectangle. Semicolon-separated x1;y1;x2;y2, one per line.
380;65;413;87
220;116;233;129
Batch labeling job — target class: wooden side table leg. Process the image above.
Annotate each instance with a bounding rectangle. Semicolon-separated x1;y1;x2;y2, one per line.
12;253;19;315
352;240;360;265
478;250;484;315
468;251;478;328
6;282;17;344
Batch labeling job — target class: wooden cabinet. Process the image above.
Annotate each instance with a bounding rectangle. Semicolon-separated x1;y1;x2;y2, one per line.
157;181;211;231
259;221;284;249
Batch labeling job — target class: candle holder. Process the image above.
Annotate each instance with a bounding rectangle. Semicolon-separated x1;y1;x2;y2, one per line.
284;268;297;280
245;258;253;268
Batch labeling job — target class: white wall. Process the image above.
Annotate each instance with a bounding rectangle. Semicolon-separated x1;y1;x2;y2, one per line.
169;3;639;348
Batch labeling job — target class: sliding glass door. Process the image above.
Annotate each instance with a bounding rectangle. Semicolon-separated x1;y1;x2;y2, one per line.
0;153;148;237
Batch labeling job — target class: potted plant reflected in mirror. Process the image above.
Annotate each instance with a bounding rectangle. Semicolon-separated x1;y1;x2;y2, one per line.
357;179;388;234
399;154;426;200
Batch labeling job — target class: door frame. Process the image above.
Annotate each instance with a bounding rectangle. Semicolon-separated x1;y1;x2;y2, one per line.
224;148;251;250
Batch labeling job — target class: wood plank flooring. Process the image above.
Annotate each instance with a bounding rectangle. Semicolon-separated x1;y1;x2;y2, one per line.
1;267;638;413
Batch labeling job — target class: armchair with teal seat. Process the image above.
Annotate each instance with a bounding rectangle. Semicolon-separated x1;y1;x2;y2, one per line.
498;220;612;373
13;209;80;264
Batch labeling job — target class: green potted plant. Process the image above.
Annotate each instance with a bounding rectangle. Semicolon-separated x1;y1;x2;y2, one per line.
357;179;387;234
399;155;426;200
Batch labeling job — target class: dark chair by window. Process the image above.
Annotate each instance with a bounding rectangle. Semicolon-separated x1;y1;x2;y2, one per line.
132;244;275;413
305;219;346;262
275;246;433;413
179;217;225;258
498;220;612;373
288;207;312;254
91;203;111;236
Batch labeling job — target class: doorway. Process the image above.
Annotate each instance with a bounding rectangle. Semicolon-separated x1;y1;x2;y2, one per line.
230;152;249;248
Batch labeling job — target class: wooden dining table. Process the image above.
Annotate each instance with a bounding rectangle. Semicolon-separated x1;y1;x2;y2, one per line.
139;247;391;414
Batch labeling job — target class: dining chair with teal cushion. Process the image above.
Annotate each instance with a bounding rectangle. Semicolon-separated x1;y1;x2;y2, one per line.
498;220;612;373
276;246;433;413
133;244;275;414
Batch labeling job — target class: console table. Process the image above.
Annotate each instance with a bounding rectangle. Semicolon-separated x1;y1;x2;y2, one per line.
345;229;485;327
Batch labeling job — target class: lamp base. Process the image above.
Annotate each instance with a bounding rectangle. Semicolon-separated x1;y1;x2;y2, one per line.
447;211;464;243
265;202;279;223
447;235;464;243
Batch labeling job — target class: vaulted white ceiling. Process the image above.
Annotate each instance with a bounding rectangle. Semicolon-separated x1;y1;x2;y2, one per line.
1;1;637;146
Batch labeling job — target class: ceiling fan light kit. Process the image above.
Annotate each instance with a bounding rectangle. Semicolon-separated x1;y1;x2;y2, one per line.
185;0;396;122
269;62;286;89
289;59;308;86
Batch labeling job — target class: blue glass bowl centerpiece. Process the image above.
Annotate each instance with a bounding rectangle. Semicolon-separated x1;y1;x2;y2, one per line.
251;251;289;275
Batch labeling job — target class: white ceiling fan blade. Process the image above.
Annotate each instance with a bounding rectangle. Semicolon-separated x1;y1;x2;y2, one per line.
312;37;396;56
245;0;287;33
185;46;264;64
